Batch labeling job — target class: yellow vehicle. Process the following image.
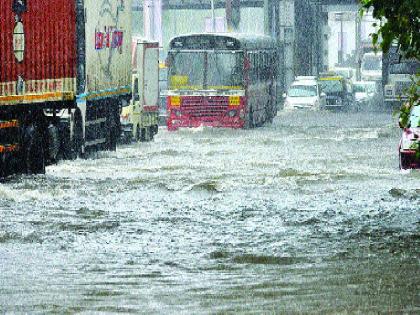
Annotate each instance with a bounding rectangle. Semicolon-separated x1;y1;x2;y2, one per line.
120;38;160;142
318;73;354;110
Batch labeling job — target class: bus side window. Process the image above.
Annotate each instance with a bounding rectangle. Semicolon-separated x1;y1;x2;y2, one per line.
262;52;268;81
249;52;256;83
259;51;265;82
255;53;259;82
256;53;261;83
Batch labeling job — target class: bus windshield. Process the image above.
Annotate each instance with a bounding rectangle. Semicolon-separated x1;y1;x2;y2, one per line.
207;52;243;89
319;80;344;93
168;51;243;90
168;52;205;89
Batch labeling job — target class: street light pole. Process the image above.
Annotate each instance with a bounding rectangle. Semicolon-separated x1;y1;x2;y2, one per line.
335;12;344;65
211;0;215;32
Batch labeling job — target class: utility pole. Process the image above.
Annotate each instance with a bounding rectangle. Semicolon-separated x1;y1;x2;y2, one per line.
154;0;163;46
211;0;216;32
335;12;344;65
226;0;241;32
264;0;273;36
226;0;232;31
355;12;362;81
144;0;154;40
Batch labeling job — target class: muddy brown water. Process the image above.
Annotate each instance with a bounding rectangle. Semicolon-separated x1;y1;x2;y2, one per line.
1;110;419;313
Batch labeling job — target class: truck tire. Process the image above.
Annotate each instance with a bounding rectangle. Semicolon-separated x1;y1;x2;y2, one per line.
148;126;154;141
107;109;118;151
140;127;151;142
47;124;61;163
135;125;141;142
62;112;83;160
0;158;5;178
153;124;159;135
23;124;45;175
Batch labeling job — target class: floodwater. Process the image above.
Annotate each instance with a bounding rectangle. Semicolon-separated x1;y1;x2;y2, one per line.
1;110;419;313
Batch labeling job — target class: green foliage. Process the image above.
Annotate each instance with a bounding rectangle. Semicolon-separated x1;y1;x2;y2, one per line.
361;0;420;157
360;0;420;60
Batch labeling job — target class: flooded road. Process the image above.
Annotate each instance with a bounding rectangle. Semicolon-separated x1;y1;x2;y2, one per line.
1;110;419;313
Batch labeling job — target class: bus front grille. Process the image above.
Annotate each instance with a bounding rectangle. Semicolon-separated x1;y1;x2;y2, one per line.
181;96;229;118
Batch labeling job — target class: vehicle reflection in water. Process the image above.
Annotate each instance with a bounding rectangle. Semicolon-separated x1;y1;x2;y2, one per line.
0;111;419;313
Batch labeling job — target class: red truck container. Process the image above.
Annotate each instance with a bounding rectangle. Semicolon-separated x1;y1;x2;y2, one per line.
0;0;132;176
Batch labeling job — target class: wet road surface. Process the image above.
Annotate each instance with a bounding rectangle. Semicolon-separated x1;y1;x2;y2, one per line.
1;110;419;313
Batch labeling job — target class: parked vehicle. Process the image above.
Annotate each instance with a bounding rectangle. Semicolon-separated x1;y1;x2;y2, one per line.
384;61;419;108
283;77;325;110
399;105;420;170
0;0;132;177
352;81;380;110
120;38;159;143
318;73;353;110
331;67;356;82
361;52;382;82
166;33;277;131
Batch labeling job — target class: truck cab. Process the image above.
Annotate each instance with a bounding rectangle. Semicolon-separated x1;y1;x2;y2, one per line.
361;52;383;82
384;60;419;108
120;38;160;142
318;73;353;110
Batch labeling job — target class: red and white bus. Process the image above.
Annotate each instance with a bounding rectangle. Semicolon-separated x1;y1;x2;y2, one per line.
166;33;277;130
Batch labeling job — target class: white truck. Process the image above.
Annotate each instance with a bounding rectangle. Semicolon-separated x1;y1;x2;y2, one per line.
383;46;419;108
120;38;160;142
361;52;383;82
384;60;419;108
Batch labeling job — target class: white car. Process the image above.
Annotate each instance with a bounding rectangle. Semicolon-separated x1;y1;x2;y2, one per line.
283;78;326;110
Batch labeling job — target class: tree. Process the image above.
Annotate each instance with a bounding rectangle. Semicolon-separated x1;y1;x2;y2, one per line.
360;0;419;160
360;0;420;60
360;0;419;114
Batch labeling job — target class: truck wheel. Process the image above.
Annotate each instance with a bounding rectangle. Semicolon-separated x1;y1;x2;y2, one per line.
108;111;117;151
47;124;60;163
140;127;152;142
399;153;411;170
61;113;83;160
23;124;45;175
0;158;5;178
153;124;159;135
135;125;141;142
148;126;154;141
140;127;149;142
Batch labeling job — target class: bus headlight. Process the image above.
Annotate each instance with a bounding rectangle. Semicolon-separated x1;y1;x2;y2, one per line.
169;96;181;107
229;96;241;106
227;110;237;117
